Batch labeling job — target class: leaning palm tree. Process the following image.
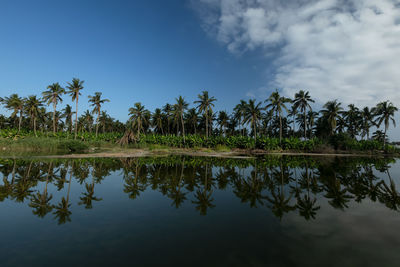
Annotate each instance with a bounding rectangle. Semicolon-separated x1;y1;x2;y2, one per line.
2;94;24;132
265;90;292;143
293;90;315;139
128;102;150;137
194;91;217;138
88;92;109;137
42;83;65;133
321;100;343;136
243;100;262;142
66;78;84;139
374;101;398;146
24;95;43;136
61;104;75;134
174;96;189;143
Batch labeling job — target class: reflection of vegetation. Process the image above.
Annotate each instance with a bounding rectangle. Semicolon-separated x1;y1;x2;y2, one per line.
0;155;398;224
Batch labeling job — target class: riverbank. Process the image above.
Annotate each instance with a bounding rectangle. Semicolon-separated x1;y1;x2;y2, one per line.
1;136;398;158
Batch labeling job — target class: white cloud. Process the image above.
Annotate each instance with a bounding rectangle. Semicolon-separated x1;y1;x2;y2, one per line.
193;0;400;108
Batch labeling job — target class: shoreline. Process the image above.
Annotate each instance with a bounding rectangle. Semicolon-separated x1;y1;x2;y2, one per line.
25;148;398;159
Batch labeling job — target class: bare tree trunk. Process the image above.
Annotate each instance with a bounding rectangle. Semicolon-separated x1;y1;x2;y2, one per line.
53;101;57;134
18;109;22;132
95;108;100;137
279;112;282;144
206;112;208;138
181;114;185;143
74;96;78;139
34;117;37;137
304;110;307;139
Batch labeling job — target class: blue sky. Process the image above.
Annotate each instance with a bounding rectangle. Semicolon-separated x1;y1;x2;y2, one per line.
0;0;269;121
1;0;399;138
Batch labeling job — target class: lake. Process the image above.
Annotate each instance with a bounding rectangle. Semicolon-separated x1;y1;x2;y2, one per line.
1;155;400;266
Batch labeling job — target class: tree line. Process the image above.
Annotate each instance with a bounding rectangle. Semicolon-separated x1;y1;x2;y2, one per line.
0;78;398;146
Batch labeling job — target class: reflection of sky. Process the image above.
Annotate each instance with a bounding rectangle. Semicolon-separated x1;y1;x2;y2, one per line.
0;159;399;266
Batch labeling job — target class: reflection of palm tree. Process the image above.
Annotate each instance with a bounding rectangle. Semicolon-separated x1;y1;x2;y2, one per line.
296;163;320;220
233;166;265;208
192;164;215;215
265;163;295;219
79;183;102;209
168;160;187;208
53;164;73;224
323;175;352;210
378;168;400;210
13;161;34;202
29;162;54;218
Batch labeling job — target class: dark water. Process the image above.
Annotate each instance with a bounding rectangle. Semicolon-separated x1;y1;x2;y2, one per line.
1;156;400;267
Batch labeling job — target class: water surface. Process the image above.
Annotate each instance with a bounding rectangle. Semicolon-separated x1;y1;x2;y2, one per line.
1;156;400;266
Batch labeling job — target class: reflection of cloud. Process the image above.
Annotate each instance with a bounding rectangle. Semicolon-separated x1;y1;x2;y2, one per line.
194;0;400;108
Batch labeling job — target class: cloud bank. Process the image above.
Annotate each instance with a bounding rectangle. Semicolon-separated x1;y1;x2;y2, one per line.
193;0;400;108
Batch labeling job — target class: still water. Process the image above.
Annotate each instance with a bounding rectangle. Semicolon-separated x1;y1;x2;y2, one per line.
1;155;400;266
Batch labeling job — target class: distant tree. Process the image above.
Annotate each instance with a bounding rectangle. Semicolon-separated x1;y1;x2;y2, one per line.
374;101;398;146
88;92;109;137
2;94;24;132
129;102;150;136
174;96;189;142
293;90;314;139
24;95;43;136
321;100;343;136
66;78;84;139
194;91;217;138
61;104;75;133
243;100;262;142
42;83;65;133
217;111;229;136
266;90;292;143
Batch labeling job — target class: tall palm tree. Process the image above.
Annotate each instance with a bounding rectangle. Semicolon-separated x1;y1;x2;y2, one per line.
24;95;43;136
265;90;292;143
233;100;247;136
42;83;65;133
373;101;398;146
162;103;173;134
174;96;189;143
61;104;75;134
152;108;164;134
360;107;374;140
194;91;217;138
243;100;262;142
88;92;109;137
66;78;84;139
129;102;150;136
185;108;198;134
293;90;315;139
321;100;343;136
2;94;24;132
217;111;229;136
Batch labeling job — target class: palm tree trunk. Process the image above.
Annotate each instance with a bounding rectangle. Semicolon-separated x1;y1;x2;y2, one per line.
18;109;22;132
304;110;307;139
95;109;100;137
181;114;185;143
206;112;208;138
279;112;282;144
384;125;387;147
34;117;37;137
53;102;57;134
253;121;257;143
75;97;78;139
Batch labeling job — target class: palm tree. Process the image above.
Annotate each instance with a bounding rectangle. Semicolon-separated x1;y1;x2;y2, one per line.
61;104;75;134
374;101;398;146
66;78;84;139
152;108;164;134
2;94;24;132
24;95;43;136
321;100;343;136
233;100;247;135
129;102;150;137
217;111;229;136
194;91;217;138
293;90;315;139
243;100;262;142
88;92;109;137
185;108;198;134
360;107;374;140
343;104;361;138
162;103;173;134
174;96;189;143
265;90;292;143
42;83;65;133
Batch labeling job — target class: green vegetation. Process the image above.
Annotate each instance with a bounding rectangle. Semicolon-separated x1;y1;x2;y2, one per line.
0;78;398;155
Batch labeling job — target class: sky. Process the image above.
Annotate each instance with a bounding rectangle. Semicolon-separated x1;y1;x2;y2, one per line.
0;0;399;139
